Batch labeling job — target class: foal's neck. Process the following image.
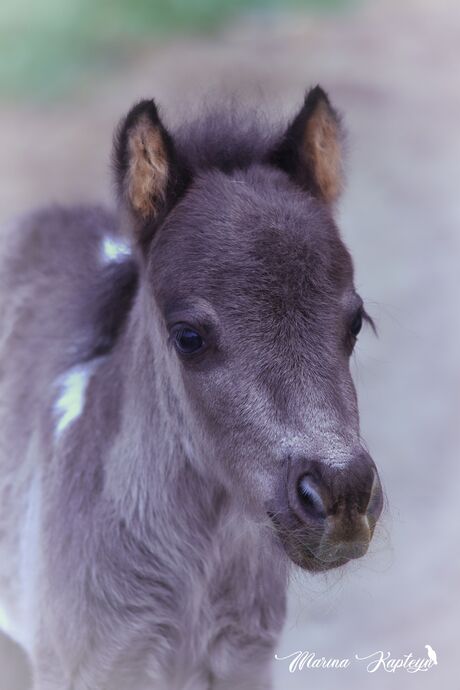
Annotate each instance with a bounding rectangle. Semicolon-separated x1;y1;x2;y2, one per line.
101;286;233;542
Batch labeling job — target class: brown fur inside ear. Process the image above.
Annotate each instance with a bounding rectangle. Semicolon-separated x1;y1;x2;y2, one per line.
303;100;343;205
126;117;169;220
269;87;345;205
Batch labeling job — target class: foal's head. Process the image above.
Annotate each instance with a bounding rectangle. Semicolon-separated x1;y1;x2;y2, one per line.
113;88;383;572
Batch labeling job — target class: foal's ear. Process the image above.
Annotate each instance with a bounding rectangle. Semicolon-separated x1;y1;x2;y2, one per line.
270;86;344;205
113;100;185;241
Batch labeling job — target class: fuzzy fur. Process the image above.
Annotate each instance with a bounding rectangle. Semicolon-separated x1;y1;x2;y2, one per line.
0;90;382;689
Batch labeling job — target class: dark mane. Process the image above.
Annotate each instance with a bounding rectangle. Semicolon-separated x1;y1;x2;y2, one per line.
174;106;282;175
90;259;138;359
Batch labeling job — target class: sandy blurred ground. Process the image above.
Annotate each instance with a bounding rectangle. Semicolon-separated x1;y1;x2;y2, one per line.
1;0;459;688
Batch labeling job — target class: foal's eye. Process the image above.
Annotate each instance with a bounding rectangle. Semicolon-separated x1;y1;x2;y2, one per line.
350;310;363;338
172;325;205;356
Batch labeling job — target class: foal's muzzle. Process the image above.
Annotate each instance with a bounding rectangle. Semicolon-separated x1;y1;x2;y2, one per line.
273;453;383;570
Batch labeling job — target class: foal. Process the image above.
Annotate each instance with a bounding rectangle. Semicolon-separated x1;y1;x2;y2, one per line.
0;87;383;689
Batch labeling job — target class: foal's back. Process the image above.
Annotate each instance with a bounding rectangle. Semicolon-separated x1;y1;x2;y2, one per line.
0;205;137;428
0;205;136;648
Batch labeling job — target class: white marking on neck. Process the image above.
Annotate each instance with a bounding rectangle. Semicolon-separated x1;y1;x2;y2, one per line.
101;235;131;264
54;359;102;439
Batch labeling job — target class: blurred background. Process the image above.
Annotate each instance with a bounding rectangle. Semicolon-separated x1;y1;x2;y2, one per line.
0;0;459;688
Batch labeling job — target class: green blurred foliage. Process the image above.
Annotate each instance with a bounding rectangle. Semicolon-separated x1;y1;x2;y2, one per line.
0;0;350;101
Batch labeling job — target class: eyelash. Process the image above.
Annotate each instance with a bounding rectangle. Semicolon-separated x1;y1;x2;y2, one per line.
350;309;363;338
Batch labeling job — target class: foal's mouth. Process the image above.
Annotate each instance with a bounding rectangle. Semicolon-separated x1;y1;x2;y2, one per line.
267;510;356;573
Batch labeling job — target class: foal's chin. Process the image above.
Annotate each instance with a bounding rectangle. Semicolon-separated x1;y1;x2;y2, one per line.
282;539;351;573
269;512;368;574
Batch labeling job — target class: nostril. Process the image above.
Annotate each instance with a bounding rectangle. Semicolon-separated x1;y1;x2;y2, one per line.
297;475;326;520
